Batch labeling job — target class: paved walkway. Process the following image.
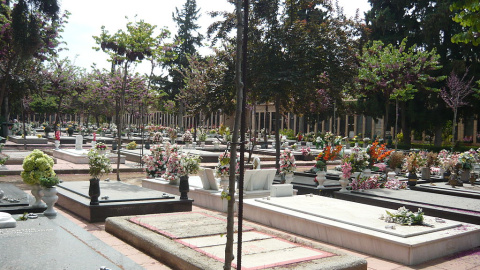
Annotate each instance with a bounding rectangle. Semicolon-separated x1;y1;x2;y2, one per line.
1;146;479;269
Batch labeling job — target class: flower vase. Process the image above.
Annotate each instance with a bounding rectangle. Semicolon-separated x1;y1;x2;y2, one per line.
339;178;349;192
438;168;445;179
285;173;294;184
89;178;100;205
31;184;46;208
201;142;205;148
42;187;58;216
316;171;327;189
98;149;106;156
362;168;372;178
407;172;418;187
421;167;430;180
179;175;189;200
460;169;470;182
387;171;396;180
91;140;96;149
54;140;60;150
220;176;229;192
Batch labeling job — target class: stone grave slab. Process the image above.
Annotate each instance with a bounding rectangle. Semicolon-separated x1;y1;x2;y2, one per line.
105;212;367;270
412;184;480;199
53;149;125;164
8;135;48;144
335;188;480;224
0;213;142;269
56;181;192;222
243;195;480;265
0;183;47;214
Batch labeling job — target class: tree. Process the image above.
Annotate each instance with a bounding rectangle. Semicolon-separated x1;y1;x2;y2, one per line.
365;0;480;146
451;0;480;46
355;38;444;146
93;18;170;181
0;0;65;120
42;58;81;130
440;69;476;147
162;0;203;129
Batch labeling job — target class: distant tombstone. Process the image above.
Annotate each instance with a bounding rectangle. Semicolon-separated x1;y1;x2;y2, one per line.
75;135;83;150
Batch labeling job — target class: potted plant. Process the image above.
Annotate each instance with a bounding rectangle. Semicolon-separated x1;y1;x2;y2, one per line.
126;141;137;150
386;151;404;174
458;150;476;181
178;153;201;200
280;149;296;184
301;147;313;161
215;152;239;191
21;149;56;208
199;131;207;148
39;176;60;216
87;149;112;205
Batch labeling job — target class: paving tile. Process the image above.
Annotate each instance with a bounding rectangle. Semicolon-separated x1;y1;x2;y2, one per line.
364;257;403;270
113;244;143;257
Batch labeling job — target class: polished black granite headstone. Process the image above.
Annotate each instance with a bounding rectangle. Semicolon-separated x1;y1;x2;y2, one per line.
0;183;46;214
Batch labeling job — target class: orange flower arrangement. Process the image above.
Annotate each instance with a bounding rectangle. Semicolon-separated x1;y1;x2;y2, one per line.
316;145;343;161
367;140;393;166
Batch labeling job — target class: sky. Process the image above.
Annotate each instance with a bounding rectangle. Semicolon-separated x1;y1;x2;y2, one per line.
58;0;371;74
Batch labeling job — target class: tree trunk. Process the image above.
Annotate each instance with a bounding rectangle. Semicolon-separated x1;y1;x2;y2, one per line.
434;124;443;147
384;98;390;140
275;95;281;172
400;101;411;148
117;62;128;181
452;109;457;150
224;1;243;269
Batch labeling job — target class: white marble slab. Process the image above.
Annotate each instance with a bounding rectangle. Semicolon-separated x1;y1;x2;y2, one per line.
243;195;480;265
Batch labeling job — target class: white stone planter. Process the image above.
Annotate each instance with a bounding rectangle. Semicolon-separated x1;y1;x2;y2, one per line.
316;171;327;189
285;173;294;184
339;178;349;192
42;187;58;216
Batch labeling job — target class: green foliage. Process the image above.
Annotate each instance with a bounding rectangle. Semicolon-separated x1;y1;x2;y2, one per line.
21;149;56;185
126;141;137;150
39;176;60;188
279;129;295;139
450;0;480;46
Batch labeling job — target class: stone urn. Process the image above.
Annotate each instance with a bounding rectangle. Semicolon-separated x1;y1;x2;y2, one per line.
316;170;327;189
220;176;229;192
460;169;471;182
54;140;60;150
42;187;58;216
421;167;430;180
285;173;294;184
339;178;349;192
31;184;46;208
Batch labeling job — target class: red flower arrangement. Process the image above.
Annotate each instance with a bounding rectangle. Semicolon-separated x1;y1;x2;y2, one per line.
366;140;393;167
55;131;60;141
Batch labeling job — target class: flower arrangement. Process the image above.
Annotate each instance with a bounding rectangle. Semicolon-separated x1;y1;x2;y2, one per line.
39;176;60;188
163;152;183;182
324;132;334;143
458;151;476;170
21;149;56;185
126;141;137;150
314;145;342;171
426;152;439;168
167;127;177;141
55;131;61;141
199;131;207;142
0;153;9;165
341;162;352;179
87;149;112;179
404;152;422;174
384;206;424;226
152;132;164;144
386;151;404;169
384;178;407;190
301;147;311;157
343;146;369;172
215;152;239;178
95;142;107;151
142;145;168;177
366;140;393;168
182;130;193;143
180;154;202;176
350;174;382;190
280;149;297;174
